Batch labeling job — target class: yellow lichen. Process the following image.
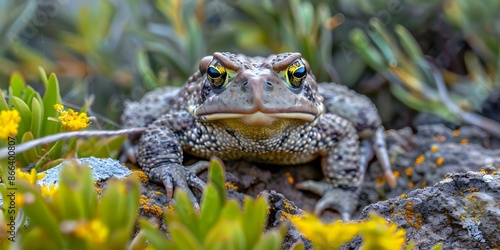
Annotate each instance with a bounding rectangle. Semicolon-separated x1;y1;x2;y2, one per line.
142;204;163;217
415;155;425;165
95;187;102;195
285;171;294;184
139;195;150;206
225;182;238;190
436;157;444;166
375;177;385;187
408;182;415;189
404;201;422;229
54;104;91;130
453;129;461;136
0;109;21;141
466;193;478;201
460;139;468;145
466;187;479;192
133;171;149;182
405;167;413;176
393;171;400;178
430;145;439;152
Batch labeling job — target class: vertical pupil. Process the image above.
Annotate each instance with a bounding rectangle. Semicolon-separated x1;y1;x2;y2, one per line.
208;67;221;78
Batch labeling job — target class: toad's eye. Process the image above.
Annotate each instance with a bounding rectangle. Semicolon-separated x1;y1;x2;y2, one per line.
206;61;227;88
286;60;307;88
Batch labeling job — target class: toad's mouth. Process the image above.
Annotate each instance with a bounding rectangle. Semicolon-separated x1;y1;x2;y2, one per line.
199;111;316;126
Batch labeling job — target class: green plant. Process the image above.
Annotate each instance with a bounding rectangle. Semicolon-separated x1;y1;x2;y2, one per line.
139;157;288;250
0;161;140;249
0;69;126;170
349;18;500;137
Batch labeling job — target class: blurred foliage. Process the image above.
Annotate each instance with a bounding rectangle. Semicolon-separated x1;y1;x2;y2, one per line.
350;0;500;124
1;0;498;128
140;157;289;250
0;70;126;170
0;161;140;249
292;212;408;250
0;157;426;249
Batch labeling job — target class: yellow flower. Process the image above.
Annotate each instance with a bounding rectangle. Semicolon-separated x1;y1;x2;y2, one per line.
292;212;406;250
54;104;91;130
360;213;406;250
75;219;109;243
0;109;21;141
40;184;58;197
291;212;360;249
16;168;46;184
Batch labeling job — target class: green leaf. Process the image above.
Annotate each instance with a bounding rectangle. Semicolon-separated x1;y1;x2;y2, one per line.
242;196;268;246
220;200;242;221
136;49;160;90
0;89;8;111
395;25;424;62
9;96;31;135
88;135;127;158
169;222;203;249
20;132;37;164
251;231;283;250
21;228;62;250
204;220;246;250
42;73;62;137
56;163;90;220
98;177;139;247
199;184;222;239
171;190;200;240
9;72;25;98
30;97;43;139
138;219;172;248
208;156;226;204
35;140;62;171
16;180;65;246
38;67;49;87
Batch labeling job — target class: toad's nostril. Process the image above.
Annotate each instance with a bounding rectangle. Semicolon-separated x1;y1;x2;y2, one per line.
265;81;274;91
241;81;250;92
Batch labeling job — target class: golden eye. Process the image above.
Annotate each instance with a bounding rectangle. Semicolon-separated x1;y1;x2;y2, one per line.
206;61;227;88
287;60;307;87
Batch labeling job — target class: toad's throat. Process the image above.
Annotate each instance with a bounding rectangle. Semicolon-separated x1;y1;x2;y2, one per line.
200;111;315;126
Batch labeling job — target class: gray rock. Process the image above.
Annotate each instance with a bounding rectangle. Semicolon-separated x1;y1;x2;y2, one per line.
37;156;132;187
357;171;500;249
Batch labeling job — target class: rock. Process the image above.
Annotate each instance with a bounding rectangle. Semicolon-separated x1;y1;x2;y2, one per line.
356;170;500;249
265;190;312;250
37;156;132;187
359;124;500;209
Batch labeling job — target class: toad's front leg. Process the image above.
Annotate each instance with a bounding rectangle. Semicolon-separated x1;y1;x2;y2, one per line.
138;111;207;209
296;114;361;220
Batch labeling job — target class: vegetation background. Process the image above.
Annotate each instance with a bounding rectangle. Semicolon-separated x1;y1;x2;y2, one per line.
2;0;498;131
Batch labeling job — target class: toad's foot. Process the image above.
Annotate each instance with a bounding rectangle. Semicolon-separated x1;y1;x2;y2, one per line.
296;180;358;221
149;162;208;210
